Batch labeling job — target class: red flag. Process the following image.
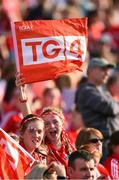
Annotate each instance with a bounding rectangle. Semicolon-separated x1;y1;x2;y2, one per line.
11;18;88;84
0;128;35;179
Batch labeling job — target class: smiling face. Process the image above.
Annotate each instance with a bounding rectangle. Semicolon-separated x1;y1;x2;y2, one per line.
43;114;63;144
21;120;44;154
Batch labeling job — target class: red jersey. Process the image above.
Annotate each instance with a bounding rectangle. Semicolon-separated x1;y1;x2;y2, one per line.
104;153;119;179
97;163;111;179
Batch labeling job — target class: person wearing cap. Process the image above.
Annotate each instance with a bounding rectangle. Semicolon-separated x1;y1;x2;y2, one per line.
75;58;119;160
104;130;119;179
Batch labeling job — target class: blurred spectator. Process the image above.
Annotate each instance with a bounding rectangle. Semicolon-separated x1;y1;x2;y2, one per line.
0;3;13;62
104;130;119;179
107;71;119;102
53;2;81;19
0;77;22;134
75;58;118;140
3;0;22;21
36;87;62;115
55;75;76;113
32;80;55;98
75;58;119;161
106;72;119;136
31;96;42;113
98;33;118;64
25;0;54;20
67;109;84;146
42;87;62;108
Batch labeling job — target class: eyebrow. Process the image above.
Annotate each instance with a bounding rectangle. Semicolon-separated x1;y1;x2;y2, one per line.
80;167;88;171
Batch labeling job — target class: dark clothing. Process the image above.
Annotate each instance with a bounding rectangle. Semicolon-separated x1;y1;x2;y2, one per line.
26;5;53;20
75;82;119;138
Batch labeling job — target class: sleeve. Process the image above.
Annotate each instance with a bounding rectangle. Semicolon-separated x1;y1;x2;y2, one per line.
77;85;119;116
110;159;119;179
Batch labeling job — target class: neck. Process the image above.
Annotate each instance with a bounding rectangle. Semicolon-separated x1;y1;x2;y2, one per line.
20;140;34;154
27;148;34;154
50;138;62;149
88;78;100;87
111;94;119;102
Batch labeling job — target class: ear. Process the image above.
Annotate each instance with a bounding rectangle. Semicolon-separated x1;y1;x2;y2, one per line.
68;167;73;176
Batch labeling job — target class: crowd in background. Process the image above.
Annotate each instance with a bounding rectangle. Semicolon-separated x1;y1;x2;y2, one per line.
0;0;119;179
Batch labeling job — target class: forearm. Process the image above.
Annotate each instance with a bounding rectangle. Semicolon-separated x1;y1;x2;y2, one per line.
20;100;32;117
19;86;32;117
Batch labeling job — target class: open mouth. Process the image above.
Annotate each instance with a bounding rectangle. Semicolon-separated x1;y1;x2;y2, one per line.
49;130;58;137
32;138;40;145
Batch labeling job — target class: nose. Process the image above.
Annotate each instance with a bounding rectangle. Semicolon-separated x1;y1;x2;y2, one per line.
86;169;92;178
33;130;40;137
50;123;55;128
104;69;108;76
96;140;102;146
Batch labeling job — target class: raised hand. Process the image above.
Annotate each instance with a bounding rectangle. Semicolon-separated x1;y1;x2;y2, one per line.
15;72;26;87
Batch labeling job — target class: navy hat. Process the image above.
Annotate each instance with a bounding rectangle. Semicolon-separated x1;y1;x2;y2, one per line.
88;58;115;70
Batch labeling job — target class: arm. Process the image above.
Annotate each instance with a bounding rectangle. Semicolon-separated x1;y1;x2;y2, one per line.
16;73;32;117
49;162;67;179
76;84;119;116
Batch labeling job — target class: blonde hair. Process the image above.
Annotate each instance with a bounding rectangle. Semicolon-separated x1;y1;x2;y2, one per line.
78;144;102;159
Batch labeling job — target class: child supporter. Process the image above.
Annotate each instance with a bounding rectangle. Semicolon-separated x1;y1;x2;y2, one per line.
104;130;119;179
15;73;75;173
19;113;46;163
40;106;75;170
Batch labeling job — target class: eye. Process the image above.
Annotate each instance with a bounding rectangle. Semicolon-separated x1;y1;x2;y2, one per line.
45;122;50;127
29;129;32;133
28;127;34;133
37;129;42;134
53;120;58;124
27;127;43;134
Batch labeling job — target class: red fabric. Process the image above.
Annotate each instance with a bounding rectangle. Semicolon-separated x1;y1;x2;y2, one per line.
89;21;105;41
6;34;13;51
11;18;88;84
67;130;79;146
104;153;119;179
0;102;22;134
97;163;110;176
107;25;119;48
0;128;35;179
1;111;22;134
